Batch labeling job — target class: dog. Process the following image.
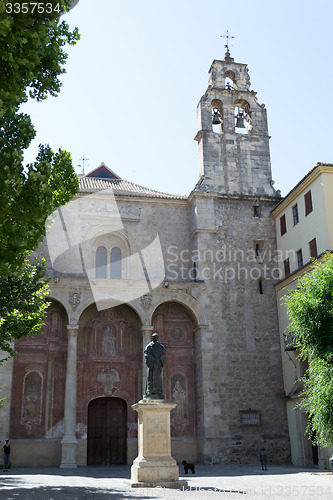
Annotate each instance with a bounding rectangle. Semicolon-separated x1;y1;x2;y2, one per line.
182;460;195;474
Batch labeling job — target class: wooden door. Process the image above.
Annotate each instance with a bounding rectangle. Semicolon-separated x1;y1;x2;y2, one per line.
87;397;127;465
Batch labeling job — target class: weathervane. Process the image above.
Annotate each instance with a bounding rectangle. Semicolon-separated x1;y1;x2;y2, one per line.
220;30;235;53
78;154;89;175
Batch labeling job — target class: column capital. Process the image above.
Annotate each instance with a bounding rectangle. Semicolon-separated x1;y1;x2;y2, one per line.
67;324;79;335
193;324;209;334
141;325;154;335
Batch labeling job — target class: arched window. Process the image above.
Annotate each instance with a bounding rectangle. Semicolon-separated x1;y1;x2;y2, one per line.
96;246;107;278
111;247;122;279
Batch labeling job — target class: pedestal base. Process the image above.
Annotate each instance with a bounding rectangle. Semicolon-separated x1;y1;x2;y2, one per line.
130;400;188;489
131;457;187;488
60;438;77;468
131;480;188;488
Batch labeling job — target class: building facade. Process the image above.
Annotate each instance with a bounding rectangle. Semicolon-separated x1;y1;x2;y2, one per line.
273;163;333;469
0;52;290;467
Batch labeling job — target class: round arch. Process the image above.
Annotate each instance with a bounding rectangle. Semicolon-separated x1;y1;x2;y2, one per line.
76;302;143;450
77;296;143;326
149;291;207;327
151;300;198;438
45;294;71;320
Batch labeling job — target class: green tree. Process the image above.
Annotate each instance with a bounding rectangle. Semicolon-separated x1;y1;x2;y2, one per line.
0;260;49;358
0;0;80;363
284;252;333;447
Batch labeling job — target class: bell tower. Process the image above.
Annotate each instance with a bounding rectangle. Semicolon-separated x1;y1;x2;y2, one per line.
195;51;278;197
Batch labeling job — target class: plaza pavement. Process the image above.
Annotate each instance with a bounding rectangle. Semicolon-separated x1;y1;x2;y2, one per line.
0;464;332;500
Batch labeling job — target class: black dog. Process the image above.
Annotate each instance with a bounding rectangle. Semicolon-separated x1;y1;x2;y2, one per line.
182;460;195;474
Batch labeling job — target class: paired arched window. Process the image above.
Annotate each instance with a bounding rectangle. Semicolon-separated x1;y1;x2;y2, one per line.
96;246;107;278
111;247;121;279
96;246;122;279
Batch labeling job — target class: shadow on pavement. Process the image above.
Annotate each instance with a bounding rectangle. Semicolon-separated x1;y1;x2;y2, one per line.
0;485;143;499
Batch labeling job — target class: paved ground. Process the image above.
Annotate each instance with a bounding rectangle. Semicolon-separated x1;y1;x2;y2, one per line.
0;464;332;500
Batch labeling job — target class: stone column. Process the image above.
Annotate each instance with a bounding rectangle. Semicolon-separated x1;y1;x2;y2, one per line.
60;324;79;468
141;325;153;397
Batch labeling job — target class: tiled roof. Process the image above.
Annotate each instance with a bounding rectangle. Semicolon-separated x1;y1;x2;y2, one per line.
79;176;187;200
272;162;333;213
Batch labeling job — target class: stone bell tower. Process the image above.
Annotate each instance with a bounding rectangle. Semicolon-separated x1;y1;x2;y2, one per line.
188;52;289;464
195;51;278;197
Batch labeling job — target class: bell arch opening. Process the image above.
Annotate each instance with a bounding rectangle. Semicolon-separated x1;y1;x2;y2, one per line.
225;69;237;89
211;99;223;134
234;98;252;134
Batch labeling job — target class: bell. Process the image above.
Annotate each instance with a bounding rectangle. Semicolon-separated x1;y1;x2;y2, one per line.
235;113;246;128
212;109;221;125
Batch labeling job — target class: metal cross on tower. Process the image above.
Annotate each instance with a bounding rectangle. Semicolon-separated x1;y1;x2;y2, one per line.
220;30;235;53
78;154;89;175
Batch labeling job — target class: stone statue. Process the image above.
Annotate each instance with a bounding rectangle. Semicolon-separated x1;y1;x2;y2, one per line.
172;380;186;418
102;323;115;356
144;333;166;399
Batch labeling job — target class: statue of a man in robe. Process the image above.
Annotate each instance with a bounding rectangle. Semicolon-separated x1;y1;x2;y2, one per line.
144;333;166;399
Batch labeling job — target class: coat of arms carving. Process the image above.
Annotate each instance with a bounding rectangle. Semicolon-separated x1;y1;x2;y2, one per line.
69;291;81;311
140;293;152;310
97;366;120;394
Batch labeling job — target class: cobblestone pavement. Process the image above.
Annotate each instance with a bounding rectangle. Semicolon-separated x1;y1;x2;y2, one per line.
0;464;332;500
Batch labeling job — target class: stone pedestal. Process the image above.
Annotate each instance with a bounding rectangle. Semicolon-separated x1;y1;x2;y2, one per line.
131;400;188;488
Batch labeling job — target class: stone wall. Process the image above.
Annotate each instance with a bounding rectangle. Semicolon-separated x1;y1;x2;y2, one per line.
191;194;290;463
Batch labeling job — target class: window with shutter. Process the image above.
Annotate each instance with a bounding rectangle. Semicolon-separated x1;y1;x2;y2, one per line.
280;214;287;236
283;258;290;276
309;238;318;258
296;249;303;269
292;204;299;226
304;190;313;216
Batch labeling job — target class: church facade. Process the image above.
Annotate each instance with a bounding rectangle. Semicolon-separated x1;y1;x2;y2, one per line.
0;52;291;467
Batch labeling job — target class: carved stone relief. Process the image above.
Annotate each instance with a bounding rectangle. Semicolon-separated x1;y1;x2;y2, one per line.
171;373;187;435
140;293;152;310
21;371;43;433
69;290;81;311
97;365;120;395
102;323;116;356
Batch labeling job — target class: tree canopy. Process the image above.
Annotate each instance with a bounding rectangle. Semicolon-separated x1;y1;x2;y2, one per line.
0;0;80;275
0;0;80;362
284;252;333;447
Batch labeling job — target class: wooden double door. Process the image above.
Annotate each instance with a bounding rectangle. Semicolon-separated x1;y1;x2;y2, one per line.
87;397;127;465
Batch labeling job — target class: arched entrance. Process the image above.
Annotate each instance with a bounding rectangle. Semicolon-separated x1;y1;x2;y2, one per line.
152;301;197;438
87;397;127;465
76;304;142;464
10;300;68;439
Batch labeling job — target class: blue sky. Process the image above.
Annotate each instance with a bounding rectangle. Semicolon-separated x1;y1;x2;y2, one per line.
22;0;333;196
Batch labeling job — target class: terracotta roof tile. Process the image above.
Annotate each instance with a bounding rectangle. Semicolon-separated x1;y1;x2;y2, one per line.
79;176;187;200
